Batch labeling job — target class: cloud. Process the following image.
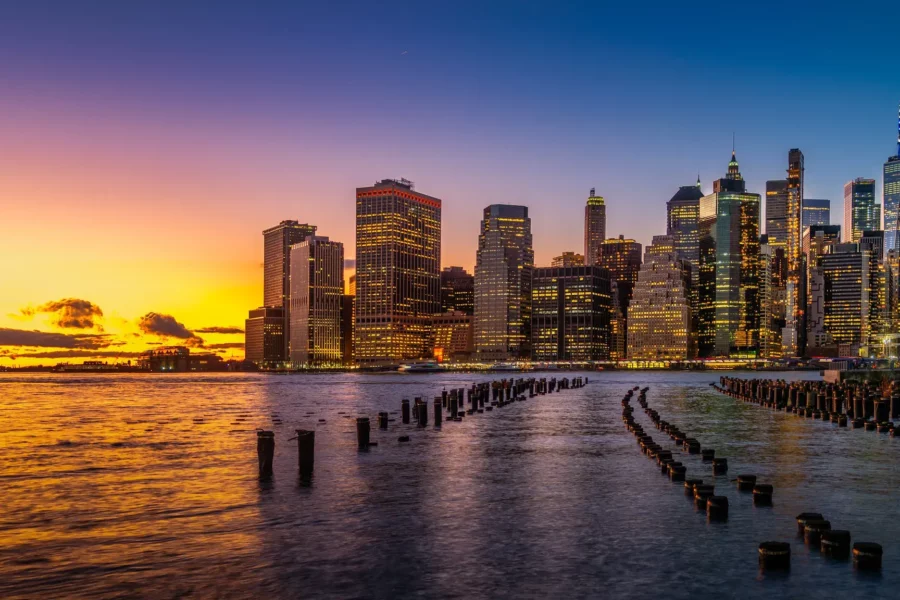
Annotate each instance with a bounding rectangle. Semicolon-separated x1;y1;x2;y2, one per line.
344;259;356;269
0;328;114;349
20;298;104;329
137;312;204;346
194;326;244;335
206;342;245;350
5;350;144;359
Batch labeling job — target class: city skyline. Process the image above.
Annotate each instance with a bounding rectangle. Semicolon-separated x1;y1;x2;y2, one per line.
3;2;900;365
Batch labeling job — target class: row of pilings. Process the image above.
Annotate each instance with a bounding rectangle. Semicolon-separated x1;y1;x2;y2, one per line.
622;385;883;572
716;376;900;433
257;375;588;479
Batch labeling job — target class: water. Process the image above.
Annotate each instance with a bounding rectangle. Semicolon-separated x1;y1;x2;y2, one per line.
1;370;898;598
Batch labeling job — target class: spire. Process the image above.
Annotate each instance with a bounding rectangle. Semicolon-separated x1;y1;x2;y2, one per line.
696;173;701;189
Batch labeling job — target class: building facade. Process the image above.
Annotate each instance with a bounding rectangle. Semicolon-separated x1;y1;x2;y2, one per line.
531;266;611;361
551;252;585;268
440;266;475;314
698;151;761;357
844;178;878;243
784;149;806;357
758;238;786;359
263;220;317;360
584;189;606;265
431;311;474;362
474;204;534;361
244;306;286;368
355;179;442;364
627;235;695;360
765;180;788;249
289;237;345;367
821;243;882;356
802;199;831;229
666;180;703;272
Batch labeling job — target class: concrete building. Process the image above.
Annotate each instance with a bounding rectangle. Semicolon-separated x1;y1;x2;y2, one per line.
627;235;695;360
440;266;474;315
821;242;882;356
531;266;611;361
758;237;786;359
289;236;345;367
431;311;474;362
244;306;286;368
474;205;534;361
584;189;606;265
355;178;442;364
551;252;585;268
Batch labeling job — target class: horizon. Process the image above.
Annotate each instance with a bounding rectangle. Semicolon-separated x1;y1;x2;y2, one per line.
3;1;900;365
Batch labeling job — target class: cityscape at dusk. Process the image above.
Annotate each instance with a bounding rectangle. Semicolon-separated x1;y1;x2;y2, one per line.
7;3;900;598
3;2;900;367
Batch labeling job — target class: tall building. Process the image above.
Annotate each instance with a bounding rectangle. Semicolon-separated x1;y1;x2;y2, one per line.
698;150;761;357
627;235;695;360
551;252;585;268
244;306;286;368
844;178;878;243
597;236;642;358
802;199;831;229
289;237;345;367
783;149;806;357
666;179;703;271
263;220;317;360
440;266;475;315
474;204;534;361
584;189;606;265
341;294;354;365
884;105;900;252
758;238;786;359
531;266;611;361
803;225;842;267
861;230;885;262
355;179;442;365
765;180;788;249
803;225;840;356
821;242;882;356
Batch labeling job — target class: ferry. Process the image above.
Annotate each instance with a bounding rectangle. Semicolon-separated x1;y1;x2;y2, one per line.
398;362;445;373
488;362;529;372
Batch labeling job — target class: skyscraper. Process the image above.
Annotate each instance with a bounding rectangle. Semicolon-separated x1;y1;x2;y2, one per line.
440;266;475;314
844;178;878;243
765;180;788;249
474;204;534;361
884;105;900;252
803;225;841;356
355;178;442;365
821;242;882;356
698;150;761;357
627;235;695;360
783;149;806;357
551;252;585;268
244;306;286;368
666;179;703;271
802;199;831;229
289;236;345;367
584;189;606;265
597;235;642;358
758;238;786;358
263;220;317;360
531;266;611;361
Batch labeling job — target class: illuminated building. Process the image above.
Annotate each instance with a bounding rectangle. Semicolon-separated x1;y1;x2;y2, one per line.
440;266;474;314
783;149;806;357
860;230;885;262
355;178;442;365
759;237;786;358
289;237;345;367
597;235;642;313
609;280;627;360
431;311;474;362
627;235;695;360
244;306;286;368
341;294;354;365
348;274;356;296
802;199;831;229
821;242;882;356
844;178;878;243
884;104;900;251
531;266;611;361
584;189;606;265
698;150;761;357
666;179;703;271
474;204;533;360
803;225;842;261
765;180;788;249
886;249;900;335
551;252;585;268
138;346;225;372
263;220;317;360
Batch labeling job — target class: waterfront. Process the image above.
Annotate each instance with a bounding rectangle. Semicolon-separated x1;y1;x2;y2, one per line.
1;371;899;598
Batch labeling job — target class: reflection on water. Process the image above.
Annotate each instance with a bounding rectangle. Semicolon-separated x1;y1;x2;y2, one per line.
1;371;898;598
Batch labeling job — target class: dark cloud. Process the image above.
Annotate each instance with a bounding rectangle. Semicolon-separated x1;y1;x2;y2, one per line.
344;259;356;269
5;350;144;359
206;342;245;350
0;328;113;349
137;313;204;347
21;298;104;329
194;326;244;335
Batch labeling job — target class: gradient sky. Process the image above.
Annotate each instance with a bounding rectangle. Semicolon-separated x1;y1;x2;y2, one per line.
2;1;899;364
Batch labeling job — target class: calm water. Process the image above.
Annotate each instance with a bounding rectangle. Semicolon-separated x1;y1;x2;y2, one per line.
1;370;898;599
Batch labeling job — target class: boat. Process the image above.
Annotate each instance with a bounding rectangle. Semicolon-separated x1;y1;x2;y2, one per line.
398;362;445;373
488;362;528;372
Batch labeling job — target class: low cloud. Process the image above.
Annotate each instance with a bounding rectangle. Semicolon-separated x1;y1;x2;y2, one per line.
4;350;144;359
344;259;356;269
194;326;244;335
137;313;204;347
0;328;113;349
206;342;245;350
20;298;104;329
